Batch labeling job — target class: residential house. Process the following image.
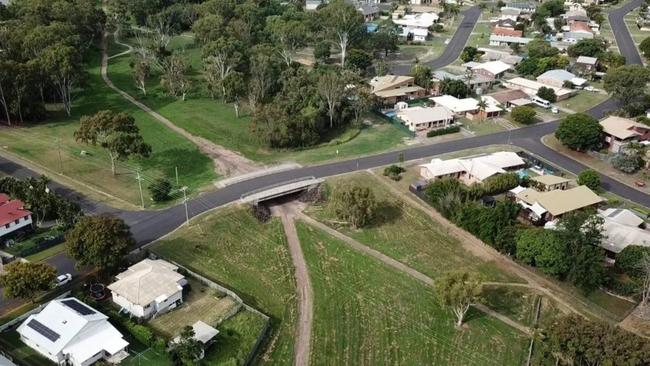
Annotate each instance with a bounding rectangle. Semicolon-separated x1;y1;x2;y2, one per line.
569;21;594;35
370;75;426;105
502;2;537;14
395;106;455;132
419;151;526;185
489;34;532;47
511;185;603;222
305;0;322;11
562;31;594;43
430;95;502;119
409;0;441;5
17;298;129;366
599;116;650;153
492;18;518;29
108;259;187;319
357;3;380;21
598;208;650;257
172;321;220;359
431;70;494;95
394;12;439;41
535;69;586;88
478;47;523;65
574;56;598;75
502;77;576;100
492;27;523;37
0;194;32;239
488;89;532;108
471;60;512;79
530;175;570;191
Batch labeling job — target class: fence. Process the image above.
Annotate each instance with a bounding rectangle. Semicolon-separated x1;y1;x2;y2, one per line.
0;291;71;333
154;257;272;366
372;110;415;138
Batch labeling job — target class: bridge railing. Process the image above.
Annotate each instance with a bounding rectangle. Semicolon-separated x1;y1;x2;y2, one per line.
239;176;319;201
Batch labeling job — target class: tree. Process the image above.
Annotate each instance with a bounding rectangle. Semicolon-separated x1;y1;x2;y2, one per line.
42;44;82;116
314;41;331;63
577;169;601;191
149;178;172;202
612;152;644;173
640;254;650;307
640;37;650;59
65;214;134;274
319;0;364;66
439;79;470;98
318;70;347;129
161;55;192;101
266;17;308;66
476;99;488;121
567;38;608;58
0;262;56;301
74;111;152;176
222;71;245;118
460;46;479;62
202;38;242;99
604;65;650;105
410;64;433;91
616;245;650;278
370;27;399;57
555;113;602;151
435;271;482;327
169;326;203;365
131;56;150;95
537;86;557;103
510;106;536;125
350;85;373;125
247;47;281;111
332;183;377;228
516;228;571;278
345;49;372;72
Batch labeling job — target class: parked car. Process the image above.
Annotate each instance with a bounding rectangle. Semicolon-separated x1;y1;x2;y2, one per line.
55;273;72;287
551;106;559;114
584;86;598;92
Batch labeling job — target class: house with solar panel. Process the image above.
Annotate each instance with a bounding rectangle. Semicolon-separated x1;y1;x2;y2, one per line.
16;297;129;366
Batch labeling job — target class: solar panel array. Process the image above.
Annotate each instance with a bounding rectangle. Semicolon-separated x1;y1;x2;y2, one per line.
61;299;96;316
27;319;60;342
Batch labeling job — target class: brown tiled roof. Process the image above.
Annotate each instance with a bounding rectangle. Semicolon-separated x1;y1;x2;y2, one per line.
488;89;528;104
492;27;523;37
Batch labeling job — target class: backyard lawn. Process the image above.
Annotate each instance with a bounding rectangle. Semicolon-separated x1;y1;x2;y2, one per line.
107;36;410;165
555;90;609;113
296;221;530;366
203;310;268;365
307;173;523;283
151;207;297;366
0;47;217;209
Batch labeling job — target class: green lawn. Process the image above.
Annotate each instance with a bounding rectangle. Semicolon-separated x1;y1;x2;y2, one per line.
24;243;66;262
107;35;409;165
0;46;217;209
297;221;530;366
461;117;507;135
555;91;610;113
482;286;540;328
0;331;52;366
307;173;523;283
151;207;296;366
203;310;268;365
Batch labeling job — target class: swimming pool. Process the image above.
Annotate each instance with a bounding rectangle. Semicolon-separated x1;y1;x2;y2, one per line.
384;111;397;118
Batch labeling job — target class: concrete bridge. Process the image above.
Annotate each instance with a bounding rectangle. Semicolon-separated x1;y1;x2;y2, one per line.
240;177;324;205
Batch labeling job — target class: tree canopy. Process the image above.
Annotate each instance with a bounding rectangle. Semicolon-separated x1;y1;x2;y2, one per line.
0;261;56;301
332;183;378;229
510;106;536;125
435;271;482;327
555;113;603;151
604;65;650;106
577;169;601;191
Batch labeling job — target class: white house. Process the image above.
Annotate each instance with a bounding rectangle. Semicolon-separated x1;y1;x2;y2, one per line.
430;95;502;118
419;151;525;185
108;259;187;319
393;12;439;41
0;194;32;239
502;77;576;100
470;60;512;79
17;298;129;366
598;208;650;256
395;106;455;132
489;34;532;47
536;69;586;88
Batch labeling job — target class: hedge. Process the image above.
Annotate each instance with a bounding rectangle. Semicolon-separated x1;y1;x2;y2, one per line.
426;125;461;137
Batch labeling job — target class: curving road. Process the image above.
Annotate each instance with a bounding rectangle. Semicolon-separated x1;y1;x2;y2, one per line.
0;0;646;278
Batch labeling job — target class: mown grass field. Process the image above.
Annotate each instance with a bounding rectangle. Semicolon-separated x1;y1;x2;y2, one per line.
0;46;217;209
151;207;296;366
308;173;523;283
107;35;409;164
297;221;530;366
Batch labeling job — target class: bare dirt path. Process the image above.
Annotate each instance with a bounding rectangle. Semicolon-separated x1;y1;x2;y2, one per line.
297;212;533;335
275;204;313;366
100;29;258;177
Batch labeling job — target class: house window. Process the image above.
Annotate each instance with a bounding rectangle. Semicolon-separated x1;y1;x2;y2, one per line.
4;224;9;229
15;219;19;225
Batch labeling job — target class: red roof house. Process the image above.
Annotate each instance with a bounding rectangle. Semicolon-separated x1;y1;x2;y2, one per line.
492;27;523;37
0;197;32;237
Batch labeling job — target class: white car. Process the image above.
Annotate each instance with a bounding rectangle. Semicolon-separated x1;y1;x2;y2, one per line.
551;106;559;114
584;86;598;92
55;273;72;287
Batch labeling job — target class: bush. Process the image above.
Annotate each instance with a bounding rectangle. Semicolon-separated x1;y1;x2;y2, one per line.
383;165;406;181
332;183;378;228
481;172;520;195
510;106;537;125
615;245;650;278
537;86;557;103
577;169;601;191
250;204;271;223
612;152;643;173
148;178;173;202
555;113;603;151
426;125;460;137
126;321;154;346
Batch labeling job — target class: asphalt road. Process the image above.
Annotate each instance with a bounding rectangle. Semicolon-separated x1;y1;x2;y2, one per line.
0;0;645;297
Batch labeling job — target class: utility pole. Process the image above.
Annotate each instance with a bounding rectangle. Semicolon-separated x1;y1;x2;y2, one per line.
181;186;189;226
56;138;63;174
136;170;145;209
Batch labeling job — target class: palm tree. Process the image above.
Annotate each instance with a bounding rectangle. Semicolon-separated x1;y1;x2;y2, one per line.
476;99;488;121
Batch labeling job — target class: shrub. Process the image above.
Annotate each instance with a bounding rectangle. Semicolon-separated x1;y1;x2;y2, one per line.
332;183;378;228
537;86;557;102
148;178;173;202
555;113;603;151
383;165;406;181
481;172;520;195
426;125;461;137
510;106;537;125
127;321;154;345
250;204;271;223
577;169;601;191
612;152;643;173
615;245;650;278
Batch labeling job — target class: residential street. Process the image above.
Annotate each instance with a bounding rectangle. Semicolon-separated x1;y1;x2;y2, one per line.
0;0;646;309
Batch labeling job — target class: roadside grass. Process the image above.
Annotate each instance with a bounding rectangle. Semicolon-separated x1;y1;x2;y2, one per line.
297;221;530;366
555;91;610;113
107;36;409;165
461;117;507;135
148;279;240;339
0;331;52;366
24;243;66;262
307;172;523;283
482;286;540;327
624;14;648;46
466;21;492;49
151;207;296;366
0;47;217;209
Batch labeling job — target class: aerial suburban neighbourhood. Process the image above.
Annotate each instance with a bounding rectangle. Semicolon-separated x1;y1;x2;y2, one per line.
2;0;650;365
